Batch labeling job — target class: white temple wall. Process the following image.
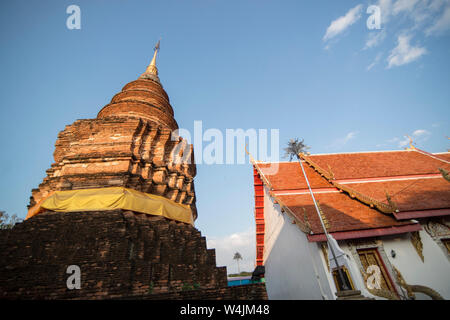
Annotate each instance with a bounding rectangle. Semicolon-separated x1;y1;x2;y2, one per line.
262;186;333;300
382;229;450;299
319;229;450;300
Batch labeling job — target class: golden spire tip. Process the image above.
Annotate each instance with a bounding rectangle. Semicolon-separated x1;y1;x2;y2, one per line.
140;39;161;81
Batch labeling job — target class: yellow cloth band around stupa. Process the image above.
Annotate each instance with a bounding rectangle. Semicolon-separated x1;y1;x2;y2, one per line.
26;187;193;225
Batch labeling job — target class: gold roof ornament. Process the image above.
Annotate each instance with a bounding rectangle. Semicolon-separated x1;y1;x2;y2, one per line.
140;39;161;82
404;135;416;150
245;144;256;164
316;200;330;231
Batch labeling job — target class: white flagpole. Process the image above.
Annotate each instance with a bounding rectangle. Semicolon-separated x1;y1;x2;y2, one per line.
297;153;349;291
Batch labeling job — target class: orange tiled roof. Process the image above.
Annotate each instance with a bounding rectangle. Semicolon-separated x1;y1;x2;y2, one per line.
253;149;450;240
276;192;413;235
306;150;449;179
257;162;332;190
340;178;450;212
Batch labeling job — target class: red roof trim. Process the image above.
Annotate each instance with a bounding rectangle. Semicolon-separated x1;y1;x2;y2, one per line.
394;209;450;220
307;224;422;242
253;167;265;266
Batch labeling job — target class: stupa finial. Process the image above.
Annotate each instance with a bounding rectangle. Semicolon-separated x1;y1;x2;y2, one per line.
140;39;161;81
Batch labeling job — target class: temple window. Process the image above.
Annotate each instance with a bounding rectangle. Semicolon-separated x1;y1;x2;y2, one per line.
357;248;397;294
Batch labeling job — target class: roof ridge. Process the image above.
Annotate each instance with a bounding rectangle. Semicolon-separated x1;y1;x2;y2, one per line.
307;150;411;156
257;149;450;166
414;148;450;164
257;150;415;164
254;160;302;164
299;153;397;214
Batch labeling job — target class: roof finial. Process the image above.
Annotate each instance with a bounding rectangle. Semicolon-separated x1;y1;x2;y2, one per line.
140;39;161;82
405;135;416;150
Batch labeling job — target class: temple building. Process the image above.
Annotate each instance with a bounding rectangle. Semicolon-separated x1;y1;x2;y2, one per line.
0;44;267;300
252;147;450;300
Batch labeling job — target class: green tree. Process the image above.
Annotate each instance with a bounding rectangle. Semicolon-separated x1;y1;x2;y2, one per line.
283;138;310;161
439;168;450;182
233;252;242;274
0;211;22;229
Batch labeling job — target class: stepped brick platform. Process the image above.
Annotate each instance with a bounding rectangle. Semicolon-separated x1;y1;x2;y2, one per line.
122;283;268;300
0;210;267;300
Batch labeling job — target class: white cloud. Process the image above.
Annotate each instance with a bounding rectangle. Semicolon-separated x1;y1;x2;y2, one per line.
373;0;424;25
387;137;399;143
366;61;376;71
364;30;387;49
388;129;431;148
323;4;363;42
387;136;405;147
387;136;411;148
406;0;449;27
386;35;427;68
206;227;256;275
374;0;450;33
364;0;449;71
329;131;358;149
375;0;394;24
428;0;447;12
343;131;357;143
392;0;420;15
426;4;450;35
367;52;383;70
413;129;431;137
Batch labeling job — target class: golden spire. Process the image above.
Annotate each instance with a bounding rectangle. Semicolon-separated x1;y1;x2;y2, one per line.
140;39;161;81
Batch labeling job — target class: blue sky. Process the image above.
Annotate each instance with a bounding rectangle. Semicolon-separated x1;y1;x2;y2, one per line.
1;0;449;273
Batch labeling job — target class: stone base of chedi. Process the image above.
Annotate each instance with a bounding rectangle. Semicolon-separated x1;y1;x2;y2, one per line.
0;210;267;300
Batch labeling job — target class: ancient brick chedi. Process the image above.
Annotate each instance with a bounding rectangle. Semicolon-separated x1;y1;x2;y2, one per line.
0;44;267;299
28;43;197;220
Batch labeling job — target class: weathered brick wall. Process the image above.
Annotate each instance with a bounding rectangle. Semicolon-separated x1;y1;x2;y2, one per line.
0;210;235;299
123;283;268;300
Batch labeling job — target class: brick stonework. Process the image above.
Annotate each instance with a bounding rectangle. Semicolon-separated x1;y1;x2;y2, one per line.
29;77;198;219
0;210;266;300
124;283;268;300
